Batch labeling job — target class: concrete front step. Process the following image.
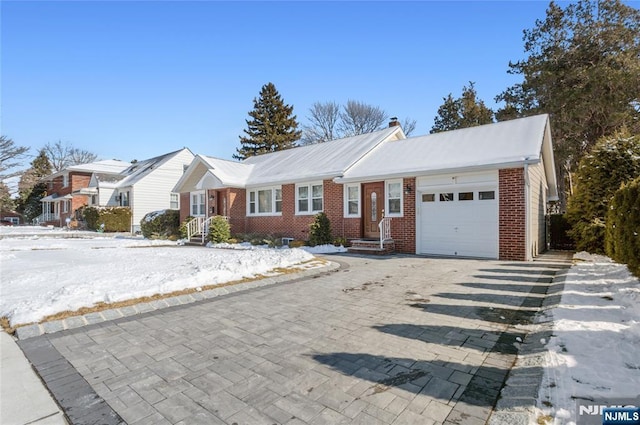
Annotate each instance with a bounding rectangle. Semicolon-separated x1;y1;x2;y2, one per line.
348;239;395;255
185;236;206;246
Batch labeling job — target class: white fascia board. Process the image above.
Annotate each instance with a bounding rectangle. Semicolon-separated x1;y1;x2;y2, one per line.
246;172;343;188
334;159;541;184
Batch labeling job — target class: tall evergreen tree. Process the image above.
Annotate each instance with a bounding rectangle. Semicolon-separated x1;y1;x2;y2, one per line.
431;82;494;133
234;83;301;160
495;0;640;203
17;149;53;221
0;182;14;213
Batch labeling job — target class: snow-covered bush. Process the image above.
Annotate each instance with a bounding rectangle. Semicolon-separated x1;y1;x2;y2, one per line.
83;206;132;232
140;209;180;240
606;177;640;277
207;215;231;243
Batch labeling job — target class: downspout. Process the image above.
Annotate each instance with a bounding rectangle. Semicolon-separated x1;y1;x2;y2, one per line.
524;162;531;261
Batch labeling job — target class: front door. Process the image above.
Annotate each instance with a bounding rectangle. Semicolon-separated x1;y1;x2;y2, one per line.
363;182;384;239
216;190;226;216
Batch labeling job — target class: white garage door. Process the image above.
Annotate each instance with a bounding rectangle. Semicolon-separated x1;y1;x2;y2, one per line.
418;187;498;259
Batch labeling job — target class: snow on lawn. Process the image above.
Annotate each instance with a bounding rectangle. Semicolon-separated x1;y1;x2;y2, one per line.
536;252;640;424
209;242;347;254
0;234;315;326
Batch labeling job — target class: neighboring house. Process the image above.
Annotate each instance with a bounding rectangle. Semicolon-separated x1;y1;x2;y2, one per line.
175;114;557;261
39;148;194;232
83;148;195;233
38;160;130;227
1;210;24;225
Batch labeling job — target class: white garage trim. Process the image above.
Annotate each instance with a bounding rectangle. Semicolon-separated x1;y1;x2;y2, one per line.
416;171;499;259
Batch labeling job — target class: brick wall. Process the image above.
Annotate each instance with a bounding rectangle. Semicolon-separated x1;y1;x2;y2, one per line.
390;177;416;253
227;188;246;235
179;193;190;221
499;168;526;260
244;179;362;242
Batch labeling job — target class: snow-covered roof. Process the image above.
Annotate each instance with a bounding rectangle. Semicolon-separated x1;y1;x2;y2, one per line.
114;148;192;188
174;126;404;192
242;126;404;186
338;114;551;182
46;159;130;180
200;156;253;187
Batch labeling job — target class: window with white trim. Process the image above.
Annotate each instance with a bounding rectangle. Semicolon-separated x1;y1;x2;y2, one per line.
120;191;130;207
62;200;69;213
386;180;403;216
62;174;69;187
170;193;179;209
344;184;360;217
296;183;323;214
191;191;205;216
248;187;282;215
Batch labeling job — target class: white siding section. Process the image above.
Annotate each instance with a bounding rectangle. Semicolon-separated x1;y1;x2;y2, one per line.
528;160;547;257
129;149;194;232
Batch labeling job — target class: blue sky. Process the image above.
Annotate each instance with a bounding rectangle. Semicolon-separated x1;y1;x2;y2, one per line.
2;1;557;164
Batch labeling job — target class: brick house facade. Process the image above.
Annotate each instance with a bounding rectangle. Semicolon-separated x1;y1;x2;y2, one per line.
174;115;558;261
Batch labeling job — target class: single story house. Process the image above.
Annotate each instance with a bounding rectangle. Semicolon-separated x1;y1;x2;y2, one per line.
174;114;557;261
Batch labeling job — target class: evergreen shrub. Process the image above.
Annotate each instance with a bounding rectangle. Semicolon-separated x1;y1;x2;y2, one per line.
309;212;332;246
606;178;640;277
140;209;180;239
208;215;231;243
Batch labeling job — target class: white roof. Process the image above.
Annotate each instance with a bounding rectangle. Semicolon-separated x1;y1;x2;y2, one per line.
339;114;550;182
242;126;403;186
67;159;130;175
200;156;253;187
114;148;192;188
175;126;404;192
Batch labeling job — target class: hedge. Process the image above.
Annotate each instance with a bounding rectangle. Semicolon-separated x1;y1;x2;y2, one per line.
83;206;132;232
140;209;180;240
605;177;640;277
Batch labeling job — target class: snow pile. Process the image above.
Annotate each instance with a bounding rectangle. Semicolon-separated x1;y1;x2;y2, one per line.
302;244;348;254
537;252;640;424
1;236;314;326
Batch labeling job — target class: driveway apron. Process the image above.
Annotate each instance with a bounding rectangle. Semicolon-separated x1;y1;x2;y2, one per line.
19;252;571;425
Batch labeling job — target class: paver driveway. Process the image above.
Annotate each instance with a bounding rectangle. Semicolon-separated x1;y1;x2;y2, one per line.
20;253;570;425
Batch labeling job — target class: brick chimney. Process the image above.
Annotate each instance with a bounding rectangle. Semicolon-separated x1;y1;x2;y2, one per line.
388;117;400;127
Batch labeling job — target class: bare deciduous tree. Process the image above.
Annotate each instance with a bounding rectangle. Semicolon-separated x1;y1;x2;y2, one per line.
44;140;98;172
339;100;388;137
300;101;341;145
302;101;418;143
401;117;417;136
0;135;29;180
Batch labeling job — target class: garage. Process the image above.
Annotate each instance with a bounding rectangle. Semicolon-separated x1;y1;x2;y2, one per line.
417;172;499;259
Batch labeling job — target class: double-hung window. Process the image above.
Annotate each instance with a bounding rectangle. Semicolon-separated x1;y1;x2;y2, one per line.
191;192;205;216
344;184;360;217
296;183;323;215
170;193;180;209
385;180;403;216
248;187;282;215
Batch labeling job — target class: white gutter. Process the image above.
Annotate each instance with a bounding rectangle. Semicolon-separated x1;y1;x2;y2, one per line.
334;158;541;184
